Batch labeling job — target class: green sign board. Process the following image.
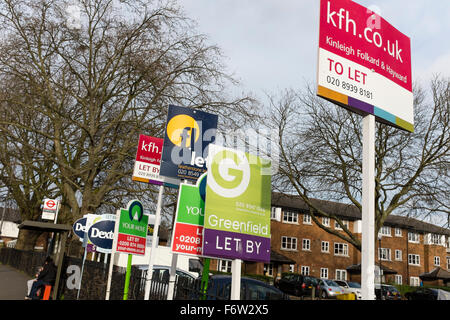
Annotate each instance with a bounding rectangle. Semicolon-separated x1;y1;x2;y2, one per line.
203;144;272;262
116;199;148;256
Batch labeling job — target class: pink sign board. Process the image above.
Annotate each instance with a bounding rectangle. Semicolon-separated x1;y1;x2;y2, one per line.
132;134;179;187
317;0;413;132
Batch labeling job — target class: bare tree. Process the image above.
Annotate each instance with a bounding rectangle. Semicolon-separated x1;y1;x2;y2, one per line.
0;0;252;249
264;78;449;251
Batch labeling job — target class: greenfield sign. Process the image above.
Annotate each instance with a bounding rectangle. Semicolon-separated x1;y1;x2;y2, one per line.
116;200;148;256
203;144;272;262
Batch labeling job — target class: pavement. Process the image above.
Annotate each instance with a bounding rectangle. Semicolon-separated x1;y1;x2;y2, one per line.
0;264;30;300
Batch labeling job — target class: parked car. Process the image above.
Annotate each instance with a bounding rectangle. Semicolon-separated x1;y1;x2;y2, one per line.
405;287;450;300
276;273;320;297
136;264;196;281
318;279;343;299
194;275;289;300
334;280;362;300
375;284;402;300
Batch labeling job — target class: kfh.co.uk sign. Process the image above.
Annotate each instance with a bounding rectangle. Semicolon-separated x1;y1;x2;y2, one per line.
317;0;413;132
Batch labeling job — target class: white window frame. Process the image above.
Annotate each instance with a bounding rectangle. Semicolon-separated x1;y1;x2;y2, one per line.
320;268;329;279
334;219;349;230
379;247;391;261
335;269;347;281
434;256;440;266
408;232;420;243
408;254;420;266
302;239;311;251
334;243;349;256
394;228;402;237
322;217;330;227
378;226;391;237
301;266;310;276
395;275;402;285
303;214;312;225
321;241;329;253
282;210;298;224
281;236;297;251
218;259;232;273
410;277;420;286
395;249;402;261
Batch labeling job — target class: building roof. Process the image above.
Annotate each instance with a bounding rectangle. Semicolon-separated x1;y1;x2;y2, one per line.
419;267;450;281
270;250;296;264
0;207;21;224
272;192;450;236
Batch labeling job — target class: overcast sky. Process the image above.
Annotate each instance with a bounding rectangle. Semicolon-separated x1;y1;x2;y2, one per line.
181;0;450;96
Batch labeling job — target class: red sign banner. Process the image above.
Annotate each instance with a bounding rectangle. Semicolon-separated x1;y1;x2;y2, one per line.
317;0;413;132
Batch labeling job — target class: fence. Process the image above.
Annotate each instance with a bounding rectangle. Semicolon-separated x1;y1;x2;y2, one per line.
0;247;204;300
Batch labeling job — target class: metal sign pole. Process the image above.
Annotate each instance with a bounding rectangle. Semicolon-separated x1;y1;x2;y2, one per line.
105;209;120;300
231;259;242;300
361;114;376;300
144;184;164;300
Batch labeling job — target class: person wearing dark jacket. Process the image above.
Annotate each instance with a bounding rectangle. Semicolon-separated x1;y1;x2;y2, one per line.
28;256;57;300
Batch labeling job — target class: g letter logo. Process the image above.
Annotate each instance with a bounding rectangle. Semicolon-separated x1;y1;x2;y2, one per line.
207;145;250;198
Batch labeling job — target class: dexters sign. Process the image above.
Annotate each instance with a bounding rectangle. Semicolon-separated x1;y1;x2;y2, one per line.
203;144;272;262
317;0;413;132
87;214;116;253
160;105;218;181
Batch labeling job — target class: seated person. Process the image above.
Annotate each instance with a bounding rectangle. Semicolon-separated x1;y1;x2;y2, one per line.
28;256;57;300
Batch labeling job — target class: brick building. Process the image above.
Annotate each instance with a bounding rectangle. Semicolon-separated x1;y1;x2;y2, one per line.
209;193;450;287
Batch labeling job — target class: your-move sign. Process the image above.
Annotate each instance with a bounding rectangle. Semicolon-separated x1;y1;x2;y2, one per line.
317;0;413;132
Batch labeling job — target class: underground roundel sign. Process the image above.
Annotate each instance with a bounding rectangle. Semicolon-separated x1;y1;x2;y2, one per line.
116;199;148;256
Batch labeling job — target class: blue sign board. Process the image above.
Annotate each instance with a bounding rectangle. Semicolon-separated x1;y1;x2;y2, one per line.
159;105;218;181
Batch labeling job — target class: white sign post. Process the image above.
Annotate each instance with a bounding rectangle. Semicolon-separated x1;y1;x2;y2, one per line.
361;114;376;300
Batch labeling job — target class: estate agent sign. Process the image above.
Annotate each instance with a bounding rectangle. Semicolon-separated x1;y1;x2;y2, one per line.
203;144;272;262
317;0;413;132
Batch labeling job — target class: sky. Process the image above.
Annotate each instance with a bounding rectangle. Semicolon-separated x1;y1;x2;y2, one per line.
180;0;450;96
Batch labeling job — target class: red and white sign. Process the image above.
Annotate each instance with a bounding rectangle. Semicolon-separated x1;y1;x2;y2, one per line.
317;0;413;132
116;233;146;255
171;223;203;256
42;198;59;221
43;199;58;211
132;135;163;183
132;134;179;187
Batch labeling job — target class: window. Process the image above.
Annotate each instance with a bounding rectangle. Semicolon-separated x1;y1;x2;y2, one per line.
434;256;440;266
322;217;330;227
447;257;450;270
320;268;329;279
408;254;420;266
321;241;329;253
303;213;312;224
264;263;274;276
218;260;232;273
379;248;391;261
281;236;297;251
289;264;295;273
334;219;349;230
335;269;347;281
410;277;420;286
283;210;298;224
395;275;402;285
302;239;311;251
301;266;310;275
408;232;420;243
334;243;348;256
394;228;402;237
378;226;391;237
430;234;443;245
395;250;402;261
